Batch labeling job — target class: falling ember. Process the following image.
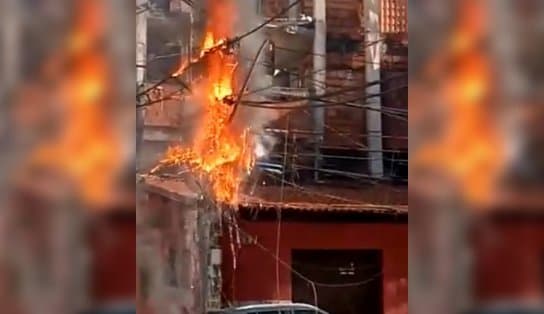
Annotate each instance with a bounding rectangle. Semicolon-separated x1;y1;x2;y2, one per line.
28;0;122;206
155;0;254;205
414;0;505;206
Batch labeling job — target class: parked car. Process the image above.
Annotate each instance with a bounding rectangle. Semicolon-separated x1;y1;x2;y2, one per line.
467;302;544;314
208;303;329;314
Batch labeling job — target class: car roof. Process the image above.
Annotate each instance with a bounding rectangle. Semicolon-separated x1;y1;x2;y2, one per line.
230;303;327;313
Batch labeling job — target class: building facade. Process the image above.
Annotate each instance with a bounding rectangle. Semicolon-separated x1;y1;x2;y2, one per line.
221;207;408;314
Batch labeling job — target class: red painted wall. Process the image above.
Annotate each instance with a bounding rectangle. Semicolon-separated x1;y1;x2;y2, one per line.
473;219;544;303
90;214;136;303
222;221;407;314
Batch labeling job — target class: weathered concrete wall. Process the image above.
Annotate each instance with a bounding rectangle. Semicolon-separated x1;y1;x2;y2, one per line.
137;189;207;314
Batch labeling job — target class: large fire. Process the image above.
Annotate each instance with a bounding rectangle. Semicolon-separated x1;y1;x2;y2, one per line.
28;0;122;206
155;1;255;205
414;0;505;205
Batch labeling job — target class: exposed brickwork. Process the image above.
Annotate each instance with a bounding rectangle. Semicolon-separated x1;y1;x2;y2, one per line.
259;0;407;150
324;69;366;147
137;190;205;314
381;70;407;150
301;0;364;40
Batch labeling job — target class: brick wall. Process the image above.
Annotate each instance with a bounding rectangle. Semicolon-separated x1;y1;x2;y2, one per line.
258;0;406;150
137;191;206;314
275;0;366;148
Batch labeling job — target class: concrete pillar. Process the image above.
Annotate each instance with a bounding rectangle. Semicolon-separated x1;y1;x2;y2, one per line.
136;0;148;172
312;0;326;181
365;0;384;178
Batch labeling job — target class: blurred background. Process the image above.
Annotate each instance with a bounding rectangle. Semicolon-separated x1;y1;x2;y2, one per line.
410;0;544;313
0;0;543;313
0;0;135;313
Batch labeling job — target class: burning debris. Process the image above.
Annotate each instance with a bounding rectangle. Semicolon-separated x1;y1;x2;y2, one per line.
151;0;255;205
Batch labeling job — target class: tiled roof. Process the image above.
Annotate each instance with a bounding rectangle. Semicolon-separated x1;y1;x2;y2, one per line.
381;0;407;34
264;0;408;38
142;176;407;214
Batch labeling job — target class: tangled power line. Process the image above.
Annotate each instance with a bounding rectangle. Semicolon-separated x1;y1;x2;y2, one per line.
140;0;405;310
136;0;406;121
139;0;408;183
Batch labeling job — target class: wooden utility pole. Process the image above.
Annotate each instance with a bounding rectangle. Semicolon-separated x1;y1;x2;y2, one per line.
364;0;384;178
312;0;326;181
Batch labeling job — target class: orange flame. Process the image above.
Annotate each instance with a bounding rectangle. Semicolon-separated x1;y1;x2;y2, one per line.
29;0;122;206
414;0;504;205
158;1;254;205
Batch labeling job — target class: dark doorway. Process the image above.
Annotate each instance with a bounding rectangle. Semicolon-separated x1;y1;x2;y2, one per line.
291;249;383;314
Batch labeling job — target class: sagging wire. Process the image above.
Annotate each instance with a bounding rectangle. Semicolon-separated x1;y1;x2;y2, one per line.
242;83;408;107
222;209;242;302
273;36;388;59
250;109;404;185
138;43;406;107
136;75;194;109
138;82;407;124
264;151;408;162
244;70;406;97
233;0;303;43
225;209;240;300
291;165;408;183
227;39;270;124
261;170;406;207
137;0;303;100
275;113;290;299
178;163;384;308
297;104;405;151
222;213;383;306
138;63;406;112
240;100;408;122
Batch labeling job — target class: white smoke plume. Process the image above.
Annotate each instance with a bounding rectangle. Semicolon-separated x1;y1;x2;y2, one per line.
230;0;282;157
233;0;272;92
182;0;298;158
